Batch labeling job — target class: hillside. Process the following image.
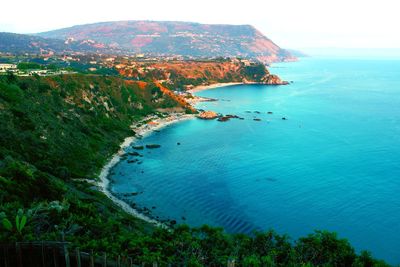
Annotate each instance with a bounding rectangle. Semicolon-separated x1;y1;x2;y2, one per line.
38;21;296;63
0;32;122;55
0;74;189;180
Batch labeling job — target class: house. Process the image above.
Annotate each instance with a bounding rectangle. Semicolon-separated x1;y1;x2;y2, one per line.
240;59;252;66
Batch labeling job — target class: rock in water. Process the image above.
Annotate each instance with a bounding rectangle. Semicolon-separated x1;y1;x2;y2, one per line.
218;116;230;122
197;111;219;120
146;144;161;149
263;74;289;85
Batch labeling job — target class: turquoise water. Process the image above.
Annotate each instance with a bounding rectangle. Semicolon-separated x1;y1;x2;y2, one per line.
110;57;400;264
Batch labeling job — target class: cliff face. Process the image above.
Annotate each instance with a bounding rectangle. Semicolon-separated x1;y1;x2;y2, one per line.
37;21;295;63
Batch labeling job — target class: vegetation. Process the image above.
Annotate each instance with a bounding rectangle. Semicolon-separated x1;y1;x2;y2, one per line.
0;74;390;266
242;64;270;80
17;62;43;70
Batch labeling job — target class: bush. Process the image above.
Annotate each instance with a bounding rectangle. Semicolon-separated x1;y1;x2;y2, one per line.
0;81;24;102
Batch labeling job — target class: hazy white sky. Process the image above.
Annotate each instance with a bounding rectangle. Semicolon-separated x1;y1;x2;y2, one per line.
1;0;399;49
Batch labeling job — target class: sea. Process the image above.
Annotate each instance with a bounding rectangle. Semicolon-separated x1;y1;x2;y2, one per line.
109;55;400;264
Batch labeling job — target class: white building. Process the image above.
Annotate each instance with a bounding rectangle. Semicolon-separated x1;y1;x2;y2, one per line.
0;64;17;73
29;70;49;76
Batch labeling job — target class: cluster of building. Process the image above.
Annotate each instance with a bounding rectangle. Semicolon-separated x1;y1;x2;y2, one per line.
0;63;75;76
0;64;17;73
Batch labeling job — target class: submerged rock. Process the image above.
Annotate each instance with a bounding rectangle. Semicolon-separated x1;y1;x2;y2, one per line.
122;192;141;197
226;114;240;119
217;116;230;122
282;117;287;120
218;114;240;122
146;144;161;149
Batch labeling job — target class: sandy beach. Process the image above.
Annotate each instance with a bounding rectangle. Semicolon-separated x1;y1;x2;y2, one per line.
188;82;243;93
98;113;195;226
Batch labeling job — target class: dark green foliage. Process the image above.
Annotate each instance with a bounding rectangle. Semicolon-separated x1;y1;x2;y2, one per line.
121;226;388;266
0;81;23;102
17;62;42;70
151;86;163;98
0;157;65;204
294;231;356;266
242;64;270;80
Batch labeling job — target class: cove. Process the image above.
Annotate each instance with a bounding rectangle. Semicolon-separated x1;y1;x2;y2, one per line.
109;57;400;264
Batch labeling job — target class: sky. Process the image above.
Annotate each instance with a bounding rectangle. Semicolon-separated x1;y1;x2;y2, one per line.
1;0;399;49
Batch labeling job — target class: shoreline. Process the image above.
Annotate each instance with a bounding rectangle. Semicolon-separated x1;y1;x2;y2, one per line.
188;82;243;93
98;113;195;226
188;81;277;94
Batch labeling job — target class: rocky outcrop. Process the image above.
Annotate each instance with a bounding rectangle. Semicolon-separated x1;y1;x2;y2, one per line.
197;111;219;120
261;74;289;85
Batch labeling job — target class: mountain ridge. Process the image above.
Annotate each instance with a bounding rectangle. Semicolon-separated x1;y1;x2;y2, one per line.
0;31;122;55
37;20;296;63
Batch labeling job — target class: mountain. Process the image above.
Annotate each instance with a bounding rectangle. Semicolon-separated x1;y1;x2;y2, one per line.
0;32;122;55
0;32;66;54
37;21;296;63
